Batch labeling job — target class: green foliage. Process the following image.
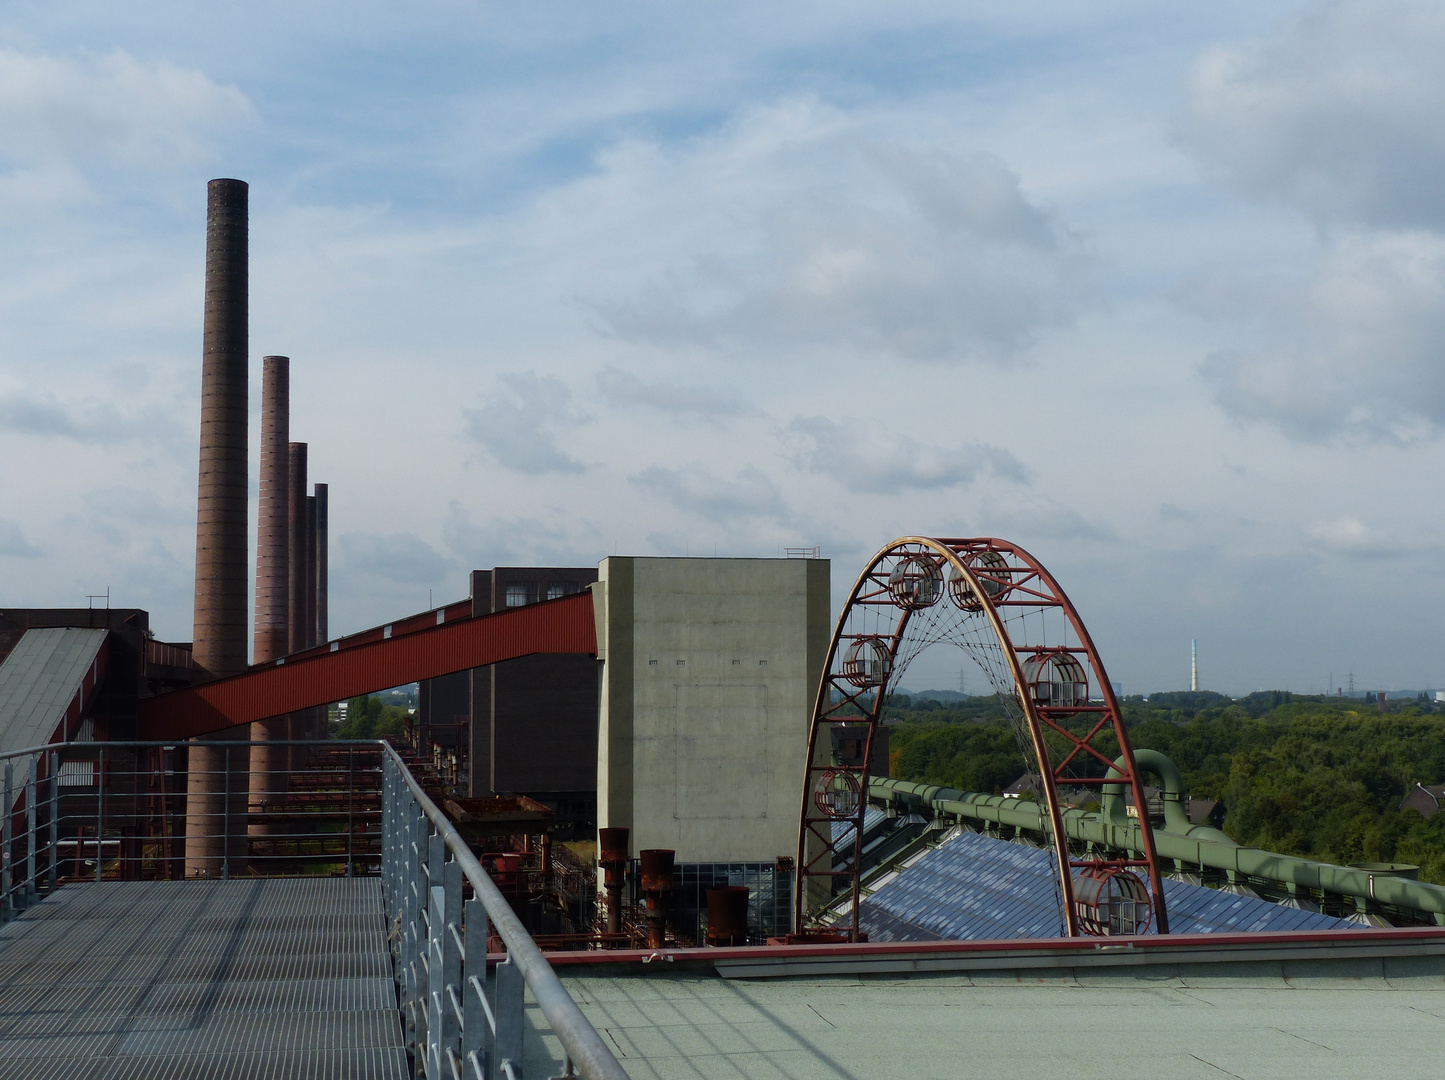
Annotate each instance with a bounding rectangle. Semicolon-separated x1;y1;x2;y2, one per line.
887;722;1026;795
882;693;1013;724
335;695;408;739
885;695;1445;885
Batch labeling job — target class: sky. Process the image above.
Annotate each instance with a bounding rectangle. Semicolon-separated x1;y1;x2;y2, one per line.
1;2;1444;696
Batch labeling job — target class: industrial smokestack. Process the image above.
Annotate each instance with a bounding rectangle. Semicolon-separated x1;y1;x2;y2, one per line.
186;178;251;878
314;483;328;645
312;483;329;740
1190;639;1198;693
305;493;318;649
192;179;250;676
304;492;321;738
253;356;290;662
287;442;309;654
250;356;290;833
287;441;309;762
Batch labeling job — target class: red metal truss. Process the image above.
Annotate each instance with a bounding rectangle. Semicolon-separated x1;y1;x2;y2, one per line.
794;537;1169;940
136;592;597;740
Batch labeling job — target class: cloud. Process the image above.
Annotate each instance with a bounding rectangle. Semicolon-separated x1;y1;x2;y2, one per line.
0;519;41;558
441;504;598;569
1304;515;1414;558
594;366;754;419
0;378;183;445
462;372;588;474
591;104;1085;363
789;415;1028;493
1197;232;1445;441
0;47;256;174
983;500;1115;544
334;531;456;585
630;465;790;524
1181;1;1445;229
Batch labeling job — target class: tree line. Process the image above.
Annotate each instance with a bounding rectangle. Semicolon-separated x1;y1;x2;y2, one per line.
885;693;1445;884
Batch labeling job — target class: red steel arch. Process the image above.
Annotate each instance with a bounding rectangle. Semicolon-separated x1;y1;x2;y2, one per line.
794;537;1170;940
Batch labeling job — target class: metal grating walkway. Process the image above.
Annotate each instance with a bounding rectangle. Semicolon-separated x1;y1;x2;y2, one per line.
0;878;408;1079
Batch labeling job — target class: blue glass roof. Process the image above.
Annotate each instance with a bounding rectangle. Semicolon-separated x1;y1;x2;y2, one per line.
859;828;1354;941
832;807;889;849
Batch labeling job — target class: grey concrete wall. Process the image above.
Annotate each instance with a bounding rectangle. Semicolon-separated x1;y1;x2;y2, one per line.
596;557;829;864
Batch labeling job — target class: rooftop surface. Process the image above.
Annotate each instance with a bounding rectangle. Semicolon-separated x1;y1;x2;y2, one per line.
6;876;1444;1079
543;961;1445;1079
0;878;406;1079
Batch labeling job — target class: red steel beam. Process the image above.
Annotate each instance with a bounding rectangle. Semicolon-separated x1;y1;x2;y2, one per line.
137;591;596;740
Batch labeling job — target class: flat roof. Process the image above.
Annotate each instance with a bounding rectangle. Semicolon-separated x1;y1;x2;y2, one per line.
525;956;1445;1078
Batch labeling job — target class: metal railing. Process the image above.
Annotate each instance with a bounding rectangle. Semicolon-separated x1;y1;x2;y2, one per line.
383;747;630;1080
1;737;628;1078
2;740;382;917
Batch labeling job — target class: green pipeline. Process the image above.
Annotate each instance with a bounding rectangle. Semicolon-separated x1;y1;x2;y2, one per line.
872;750;1445;918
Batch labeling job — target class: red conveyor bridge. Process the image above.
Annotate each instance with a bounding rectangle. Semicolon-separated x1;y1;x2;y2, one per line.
136;592;597;740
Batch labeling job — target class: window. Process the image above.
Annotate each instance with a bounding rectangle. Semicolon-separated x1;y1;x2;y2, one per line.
505;584;529;607
649;659;659;666
546;583;575;601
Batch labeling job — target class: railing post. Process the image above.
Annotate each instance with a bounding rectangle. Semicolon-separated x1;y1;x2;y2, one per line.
427;873;445;1079
346;743;356;878
25;756;38;903
221;745;230;881
2;760;13;921
381;745;632;1080
493;958;524;1080
462;896;490;1080
424;831;446;1075
405;810;427;1054
47;752;58;891
441;856;463;1071
390;761;402;918
94;749;105;884
382;758;393;913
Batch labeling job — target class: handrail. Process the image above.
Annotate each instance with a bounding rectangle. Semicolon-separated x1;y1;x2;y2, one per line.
0;738;367;762
2;739;387;912
0;737;626;1075
383;745;630;1080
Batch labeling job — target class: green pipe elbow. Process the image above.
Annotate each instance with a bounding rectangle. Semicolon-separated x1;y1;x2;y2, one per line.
1101;748;1192;833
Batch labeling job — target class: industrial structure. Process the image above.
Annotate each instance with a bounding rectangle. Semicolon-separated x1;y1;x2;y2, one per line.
796;537;1169;941
416;565;600;832
3;178;1445;1078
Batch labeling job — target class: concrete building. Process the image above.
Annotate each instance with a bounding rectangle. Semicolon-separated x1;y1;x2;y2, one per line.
593;556;829;863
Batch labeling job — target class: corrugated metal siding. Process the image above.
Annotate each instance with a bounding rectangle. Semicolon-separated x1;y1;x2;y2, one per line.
139;591;597;739
859;827;1354;942
0;627;107;757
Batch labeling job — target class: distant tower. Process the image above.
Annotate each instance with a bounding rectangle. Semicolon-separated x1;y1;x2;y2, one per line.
1190;639;1198;692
